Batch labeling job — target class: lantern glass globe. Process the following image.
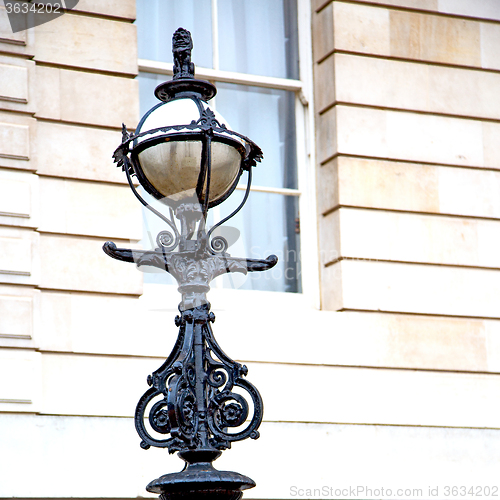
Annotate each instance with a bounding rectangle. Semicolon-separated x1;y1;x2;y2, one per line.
132;98;246;207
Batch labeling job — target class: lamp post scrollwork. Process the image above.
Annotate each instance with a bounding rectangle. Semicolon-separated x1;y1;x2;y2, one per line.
103;28;277;500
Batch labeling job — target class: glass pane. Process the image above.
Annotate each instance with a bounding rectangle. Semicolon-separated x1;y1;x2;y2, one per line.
212;185;301;293
140;188;177;285
217;0;299;79
215;83;297;190
138;73;166;117
136;0;213;68
139;186;301;293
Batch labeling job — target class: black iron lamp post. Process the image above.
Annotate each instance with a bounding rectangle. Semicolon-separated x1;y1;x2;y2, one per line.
103;28;277;500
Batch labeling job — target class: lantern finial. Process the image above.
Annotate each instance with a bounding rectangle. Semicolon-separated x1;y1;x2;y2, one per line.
172;28;195;80
154;26;216;102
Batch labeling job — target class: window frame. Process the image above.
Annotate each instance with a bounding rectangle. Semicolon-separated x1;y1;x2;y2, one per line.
136;0;319;309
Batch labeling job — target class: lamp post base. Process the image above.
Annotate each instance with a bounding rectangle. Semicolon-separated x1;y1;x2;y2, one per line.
147;450;255;500
103;238;275;500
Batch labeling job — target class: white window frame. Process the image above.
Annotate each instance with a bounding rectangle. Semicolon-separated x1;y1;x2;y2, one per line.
137;0;319;311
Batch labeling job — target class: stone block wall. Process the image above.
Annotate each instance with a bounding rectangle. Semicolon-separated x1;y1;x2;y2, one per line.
311;0;500;493
1;1;500;498
0;2;146;493
314;0;500;350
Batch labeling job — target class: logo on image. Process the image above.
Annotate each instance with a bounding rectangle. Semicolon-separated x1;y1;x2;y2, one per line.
4;0;80;33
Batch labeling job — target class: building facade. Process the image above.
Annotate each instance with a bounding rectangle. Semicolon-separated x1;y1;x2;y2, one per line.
1;0;500;498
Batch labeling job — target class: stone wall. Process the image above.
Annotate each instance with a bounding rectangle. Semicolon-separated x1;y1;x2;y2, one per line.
0;1;147;494
314;1;500;366
311;0;500;493
1;1;500;498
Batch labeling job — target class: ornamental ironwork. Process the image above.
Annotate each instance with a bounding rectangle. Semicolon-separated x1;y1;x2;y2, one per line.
103;28;277;500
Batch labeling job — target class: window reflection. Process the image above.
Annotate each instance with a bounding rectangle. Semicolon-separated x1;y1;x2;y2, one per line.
216;83;297;190
136;0;212;68
136;0;302;294
139;185;302;293
138;73;165;116
215;185;302;293
218;0;299;79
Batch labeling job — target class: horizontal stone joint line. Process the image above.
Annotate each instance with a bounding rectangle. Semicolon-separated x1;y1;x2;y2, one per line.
314;0;332;14
0;211;30;218
0;38;26;47
35;116;134;134
264;418;500;431
0;399;32;404
34;287;142;298
36;229;141;243
0;97;28;104
34;348;500;376
336;0;500;24
0;52;33;62
323;255;500;273
38;349;168;361
36;412;133;419
29;413;500;431
316;48;336;66
321;153;500;173
0;153;29;161
0;334;32;340
24;413;500;431
208;358;500;377
34;287;142;299
35;172;136;189
327;49;500;77
0;270;31;276
33;61;138;80
337;307;500;322
36;229;140;244
322;204;500;223
319;152;500;171
324;256;341;268
0;109;35;119
57;6;136;24
318;101;500;125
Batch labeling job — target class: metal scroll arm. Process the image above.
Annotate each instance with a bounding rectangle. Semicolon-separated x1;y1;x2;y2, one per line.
206;167;252;255
102;241;278;277
122;155;181;248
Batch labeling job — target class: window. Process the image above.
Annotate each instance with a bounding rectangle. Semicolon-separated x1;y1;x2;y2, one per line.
136;0;317;298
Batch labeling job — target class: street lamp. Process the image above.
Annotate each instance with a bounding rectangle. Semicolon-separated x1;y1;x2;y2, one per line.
103;28;277;500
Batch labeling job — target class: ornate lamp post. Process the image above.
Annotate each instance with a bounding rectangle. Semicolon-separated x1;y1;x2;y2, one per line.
103;28;277;500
